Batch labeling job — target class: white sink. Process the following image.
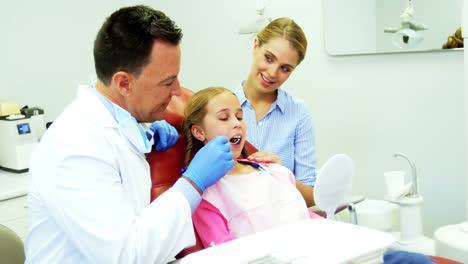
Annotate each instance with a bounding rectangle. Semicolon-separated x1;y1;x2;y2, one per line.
0;169;28;201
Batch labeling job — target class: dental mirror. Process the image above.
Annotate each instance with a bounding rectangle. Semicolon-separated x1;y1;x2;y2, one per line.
313;154;354;220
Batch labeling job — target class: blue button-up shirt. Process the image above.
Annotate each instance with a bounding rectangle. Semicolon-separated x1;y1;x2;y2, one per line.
235;82;317;186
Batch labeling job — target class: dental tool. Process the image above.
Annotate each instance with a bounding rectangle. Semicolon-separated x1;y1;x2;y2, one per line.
236;159;268;171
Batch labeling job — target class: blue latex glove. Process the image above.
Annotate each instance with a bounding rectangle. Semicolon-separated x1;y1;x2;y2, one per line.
383;250;437;264
146;121;179;151
182;136;234;192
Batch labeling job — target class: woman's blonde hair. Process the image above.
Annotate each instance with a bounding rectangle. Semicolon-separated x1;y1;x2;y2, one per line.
182;86;248;166
257;17;308;65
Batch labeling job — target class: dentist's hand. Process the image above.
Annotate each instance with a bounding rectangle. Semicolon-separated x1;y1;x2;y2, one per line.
146;121;179;151
183;136;234;192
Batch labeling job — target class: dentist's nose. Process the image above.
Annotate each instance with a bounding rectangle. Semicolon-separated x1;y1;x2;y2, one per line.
171;79;181;96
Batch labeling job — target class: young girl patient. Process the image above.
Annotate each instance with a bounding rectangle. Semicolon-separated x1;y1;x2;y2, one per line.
183;86;321;248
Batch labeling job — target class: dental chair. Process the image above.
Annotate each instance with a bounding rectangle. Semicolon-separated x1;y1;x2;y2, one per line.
146;87;258;258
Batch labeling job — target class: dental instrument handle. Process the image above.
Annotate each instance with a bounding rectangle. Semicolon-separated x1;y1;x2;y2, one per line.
348;203;358;225
326;210;336;220
394;152;418;196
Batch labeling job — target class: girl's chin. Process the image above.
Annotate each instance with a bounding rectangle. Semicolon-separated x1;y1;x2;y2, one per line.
231;147;243;159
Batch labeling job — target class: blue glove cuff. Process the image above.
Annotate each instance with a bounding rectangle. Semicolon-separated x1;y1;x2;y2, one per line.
183;168;206;192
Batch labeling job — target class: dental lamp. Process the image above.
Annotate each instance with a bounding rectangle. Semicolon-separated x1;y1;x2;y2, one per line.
238;0;272;35
384;0;428;48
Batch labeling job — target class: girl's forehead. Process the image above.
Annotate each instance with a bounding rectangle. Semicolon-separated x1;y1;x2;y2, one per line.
211;92;238;103
206;93;241;111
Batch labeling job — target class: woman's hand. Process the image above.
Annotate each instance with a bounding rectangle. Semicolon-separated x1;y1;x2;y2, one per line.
247;151;282;165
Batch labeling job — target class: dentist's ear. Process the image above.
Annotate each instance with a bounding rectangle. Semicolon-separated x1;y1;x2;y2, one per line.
191;125;206;143
112;71;132;97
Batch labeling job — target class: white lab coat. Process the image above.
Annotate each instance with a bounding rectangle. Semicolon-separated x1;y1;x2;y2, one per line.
24;86;196;264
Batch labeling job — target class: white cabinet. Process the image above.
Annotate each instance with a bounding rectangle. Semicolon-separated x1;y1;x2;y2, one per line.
0;170;29;240
0;170;28;201
0;195;28;240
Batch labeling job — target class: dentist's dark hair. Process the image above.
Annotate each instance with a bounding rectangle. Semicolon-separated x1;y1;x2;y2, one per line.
93;5;183;86
183;87;248;167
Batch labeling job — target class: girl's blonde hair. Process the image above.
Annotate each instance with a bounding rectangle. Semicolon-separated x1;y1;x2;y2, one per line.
182;86;248;166
257;17;308;66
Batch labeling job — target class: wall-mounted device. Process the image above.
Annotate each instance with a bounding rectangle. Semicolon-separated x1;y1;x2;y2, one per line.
0;102;45;173
384;0;428;48
238;0;272;35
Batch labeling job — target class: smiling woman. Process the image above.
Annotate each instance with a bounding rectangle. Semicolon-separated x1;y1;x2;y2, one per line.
234;17;317;207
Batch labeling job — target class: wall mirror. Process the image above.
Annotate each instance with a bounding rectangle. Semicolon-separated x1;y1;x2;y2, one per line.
323;0;463;55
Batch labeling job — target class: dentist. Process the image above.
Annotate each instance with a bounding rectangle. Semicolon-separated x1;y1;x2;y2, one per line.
25;5;233;264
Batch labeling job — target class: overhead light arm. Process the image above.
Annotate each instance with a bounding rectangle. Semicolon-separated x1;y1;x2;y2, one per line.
238;0;272;35
384;0;428;48
384;0;428;33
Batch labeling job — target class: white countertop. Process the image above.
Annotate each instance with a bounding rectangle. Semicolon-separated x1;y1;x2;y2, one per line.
175;218;394;264
0;169;28;201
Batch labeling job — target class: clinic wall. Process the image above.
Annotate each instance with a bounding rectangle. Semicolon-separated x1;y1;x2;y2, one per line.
1;0;465;237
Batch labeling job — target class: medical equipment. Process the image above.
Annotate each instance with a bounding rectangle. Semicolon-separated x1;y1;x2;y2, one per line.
0;102;45;173
433;1;468;262
237;159;268;171
238;0;272;34
0;102;21;116
384;153;435;255
384;0;428;48
313;153;354;220
20;106;46;141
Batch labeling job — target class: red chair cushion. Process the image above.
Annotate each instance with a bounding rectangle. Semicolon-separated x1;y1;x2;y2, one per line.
427;255;463;264
147;87;193;199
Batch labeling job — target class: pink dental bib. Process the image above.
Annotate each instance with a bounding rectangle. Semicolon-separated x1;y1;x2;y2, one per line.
201;163;311;239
